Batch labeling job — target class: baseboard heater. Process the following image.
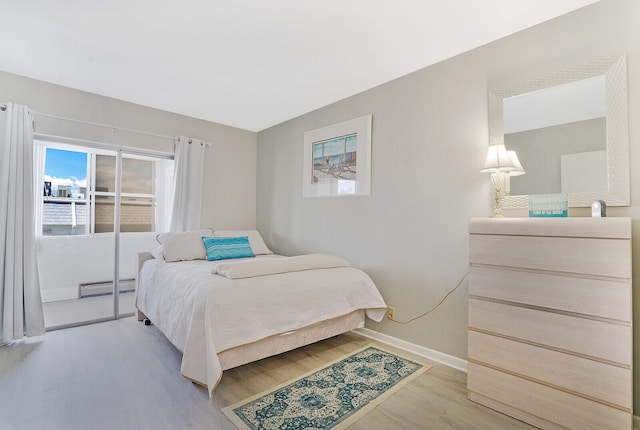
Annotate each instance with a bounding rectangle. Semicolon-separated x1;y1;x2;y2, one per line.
79;279;135;298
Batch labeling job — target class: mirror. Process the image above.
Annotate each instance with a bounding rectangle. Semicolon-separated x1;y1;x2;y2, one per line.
489;55;629;209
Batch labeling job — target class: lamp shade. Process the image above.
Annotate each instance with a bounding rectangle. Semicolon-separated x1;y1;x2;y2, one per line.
480;144;515;172
507;150;526;176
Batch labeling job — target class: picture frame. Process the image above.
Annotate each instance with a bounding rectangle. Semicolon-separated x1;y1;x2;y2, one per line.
303;114;372;197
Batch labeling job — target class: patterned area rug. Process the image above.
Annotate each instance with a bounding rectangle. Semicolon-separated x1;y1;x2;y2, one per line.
222;345;431;430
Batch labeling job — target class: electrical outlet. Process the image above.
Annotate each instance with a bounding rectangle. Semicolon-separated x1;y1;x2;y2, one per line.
388;307;395;321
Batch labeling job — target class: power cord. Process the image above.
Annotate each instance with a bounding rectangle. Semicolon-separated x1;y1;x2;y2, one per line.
387;271;469;324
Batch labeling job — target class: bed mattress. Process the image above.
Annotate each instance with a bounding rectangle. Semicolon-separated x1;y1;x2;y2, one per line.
136;255;387;394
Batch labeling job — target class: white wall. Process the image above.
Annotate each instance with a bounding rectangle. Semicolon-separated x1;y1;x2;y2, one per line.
257;47;488;362
0;71;258;301
38;233;157;302
256;0;640;411
0;72;258;231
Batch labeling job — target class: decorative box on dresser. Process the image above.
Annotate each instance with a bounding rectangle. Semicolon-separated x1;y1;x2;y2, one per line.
467;217;632;430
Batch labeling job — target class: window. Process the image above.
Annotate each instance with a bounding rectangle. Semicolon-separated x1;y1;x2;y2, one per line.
42;147;89;236
39;141;173;236
93;155;157;233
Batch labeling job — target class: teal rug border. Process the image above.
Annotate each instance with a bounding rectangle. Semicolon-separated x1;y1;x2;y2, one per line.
222;344;431;430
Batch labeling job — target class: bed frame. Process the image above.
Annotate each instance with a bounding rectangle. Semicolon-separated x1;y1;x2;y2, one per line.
135;252;365;379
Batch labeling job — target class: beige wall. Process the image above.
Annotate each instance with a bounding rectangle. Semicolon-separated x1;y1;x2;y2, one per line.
506;118;606;195
256;0;640;411
0;71;258;231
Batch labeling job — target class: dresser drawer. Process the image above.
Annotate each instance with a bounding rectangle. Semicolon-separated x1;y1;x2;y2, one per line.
469;266;631;322
468;298;631;365
467;218;632;430
467;363;631;430
469;234;631;279
468;330;631;410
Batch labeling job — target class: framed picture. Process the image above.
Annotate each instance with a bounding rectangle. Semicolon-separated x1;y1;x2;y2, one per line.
303;114;372;197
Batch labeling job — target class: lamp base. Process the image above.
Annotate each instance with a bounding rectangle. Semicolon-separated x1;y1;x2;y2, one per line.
492;184;503;218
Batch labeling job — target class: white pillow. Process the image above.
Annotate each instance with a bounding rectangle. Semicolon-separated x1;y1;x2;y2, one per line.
155;228;213;262
212;230;273;255
151;245;164;260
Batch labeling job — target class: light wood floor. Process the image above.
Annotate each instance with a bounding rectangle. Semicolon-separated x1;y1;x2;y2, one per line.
0;317;622;430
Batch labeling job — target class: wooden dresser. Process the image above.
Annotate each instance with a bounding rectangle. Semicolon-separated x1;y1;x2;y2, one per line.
467;217;632;430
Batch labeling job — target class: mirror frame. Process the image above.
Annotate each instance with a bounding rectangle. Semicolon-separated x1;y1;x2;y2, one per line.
489;54;629;209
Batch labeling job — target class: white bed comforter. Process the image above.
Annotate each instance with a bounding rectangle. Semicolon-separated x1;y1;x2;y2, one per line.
136;255;387;395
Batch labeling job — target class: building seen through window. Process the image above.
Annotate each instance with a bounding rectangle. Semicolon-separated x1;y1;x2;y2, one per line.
41;145;171;236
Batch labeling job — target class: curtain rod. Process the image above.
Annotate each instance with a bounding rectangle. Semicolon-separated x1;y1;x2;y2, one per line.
32;110;211;146
34;133;175;160
33;111;174;140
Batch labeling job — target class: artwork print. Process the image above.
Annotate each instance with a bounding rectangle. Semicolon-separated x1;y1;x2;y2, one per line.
303;115;371;197
312;133;357;185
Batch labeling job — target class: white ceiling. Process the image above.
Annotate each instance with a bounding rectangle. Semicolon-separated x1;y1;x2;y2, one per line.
0;0;600;132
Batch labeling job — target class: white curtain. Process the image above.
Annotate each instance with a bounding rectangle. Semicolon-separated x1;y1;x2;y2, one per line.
33;143;46;245
0;103;45;345
169;136;206;232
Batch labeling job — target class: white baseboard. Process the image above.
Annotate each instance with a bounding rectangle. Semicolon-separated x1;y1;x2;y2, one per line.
353;327;468;373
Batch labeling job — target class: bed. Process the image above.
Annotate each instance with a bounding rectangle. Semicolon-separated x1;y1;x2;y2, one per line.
134;229;387;395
